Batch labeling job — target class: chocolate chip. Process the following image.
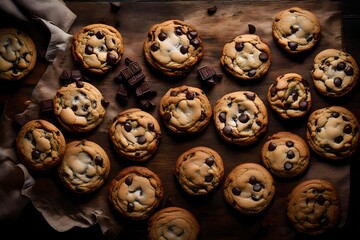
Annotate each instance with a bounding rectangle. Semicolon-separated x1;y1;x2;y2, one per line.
170;91;178;97
106;52;117;65
219;112;226;123
235;42;244;51
151;42;160;51
139;99;155;111
287;150;295;159
268;142;276;151
180;45;189;54
205;174;214;182
110;2;121;12
334;135;343;143
223;125;232;136
331;112;340;118
205;157;214;166
344;66;354;76
162;112;172;121
95;155;103;166
138;135;146;144
191;38;200;48
75;80;84;88
71;105;78;111
158;32;167;41
125;176;132;185
31;149;40;159
96;31;105;39
288;41;298;51
334;77;342;87
207;5;217;15
344;124;352;134
249;176;257;185
101;99;110;108
187;30;198;40
186;91;195;100
174;27;183;36
259;52;268;62
247;70;256;77
336;62;346;71
284;162;293;170
127;202;135;212
248;24;256;34
292;91;299;101
85;45;93;55
232;187;241;195
299;101;308;110
238;113;249;123
124;122;132;132
245;92;256;101
40;99;54;112
253;183;262;192
285;141;294;147
270;85;277;97
317;195;325;205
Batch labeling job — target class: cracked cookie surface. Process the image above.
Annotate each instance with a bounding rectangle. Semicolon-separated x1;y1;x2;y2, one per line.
58;140;110;194
143;19;203;77
0;28;37;81
16;119;66;171
159;85;212;134
220;34;271;80
109;108;162;162
108;166;163;221
287;179;341;235
213;91;268;146
72;23;124;74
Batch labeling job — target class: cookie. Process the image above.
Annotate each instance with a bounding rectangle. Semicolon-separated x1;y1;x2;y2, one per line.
15;119;66;171
287;179;341;235
267;73;312;119
0;28;37;81
261;131;310;178
220;34;271;80
174;146;224;195
109;108;162;162
53;81;107;133
213;91;268;146
159;85;212;134
143;19;204;77
306;106;360;160
72;23;124;74
311;48;359;97
108;166;164;221
148;206;200;240
223;162;275;215
272;7;321;54
57;140;111;194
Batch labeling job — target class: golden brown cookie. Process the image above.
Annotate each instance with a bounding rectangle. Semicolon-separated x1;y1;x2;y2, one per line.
174;146;224;195
57;140;111;194
148;206;200;240
72;23;124;74
267;73;312;119
272;7;321;54
159;85;212;134
53;81;107;133
311;48;359;97
213;91;268;146
223;162;275;215
261;131;310;178
143;19;204;77
220;34;271;80
0;28;37;81
109;108;162;162
108;166;164;221
16;119;66;171
287;179;341;235
306;106;360;160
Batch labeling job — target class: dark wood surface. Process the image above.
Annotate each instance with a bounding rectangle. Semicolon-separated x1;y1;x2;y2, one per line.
1;1;360;239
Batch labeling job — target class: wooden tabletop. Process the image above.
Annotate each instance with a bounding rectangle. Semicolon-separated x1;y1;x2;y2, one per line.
1;1;360;239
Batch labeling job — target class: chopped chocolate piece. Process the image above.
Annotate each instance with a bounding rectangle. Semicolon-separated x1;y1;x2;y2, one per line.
139;99;155;111
127;71;145;87
128;61;141;74
125;57;133;65
198;65;216;81
71;70;82;81
288;41;298;51
59;70;73;85
248;24;256;34
235;42;244;51
162;112;172;121
75;80;84;88
40;99;54;112
106;52;117;65
101;99;110;108
110;2;122;12
121;67;133;80
114;72;123;83
207;5;217;15
135;81;157;99
116;83;129;105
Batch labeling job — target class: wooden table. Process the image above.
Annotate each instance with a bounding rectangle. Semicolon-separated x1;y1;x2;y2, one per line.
1;1;359;239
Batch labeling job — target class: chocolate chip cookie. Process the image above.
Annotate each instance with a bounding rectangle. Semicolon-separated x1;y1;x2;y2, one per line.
267;73;312;119
16;119;66;171
72;23;124;74
53;81;107;133
287;179;341;235
213;91;268;146
223;162;275;215
220;34;271;80
108;166;164;221
261;131;310;178
0;28;37;81
57;140;111;194
272;7;321;54
148;206;200;240
174;146;224;195
109;108;162;162
159;85;212;134
143;20;204;77
311;48;359;97
306;106;360;160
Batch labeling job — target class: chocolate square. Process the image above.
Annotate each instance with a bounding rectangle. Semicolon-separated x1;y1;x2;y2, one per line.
135;81;157;99
121;67;133;79
198;66;216;81
127;71;145;87
40;99;54;112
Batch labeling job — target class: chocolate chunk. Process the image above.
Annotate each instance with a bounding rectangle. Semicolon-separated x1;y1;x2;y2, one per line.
249;176;257;185
238;113;249;123
71;105;78;111
336;62;346;71
253;183;262;192
187;30;198;40
232;187;241;195
128;61;141;74
285;141;294;148
247;69;256;77
180;45;189;54
95;155;103;166
317;195;325;205
151;42;160;51
135;81;157;99
270;85;277;97
162;112;172;121
139;99;155;111
219;112;226;123
331;112;340;118
101;99;110;108
138;135;146;144
299;101;308;110
170;91;178;97
127;202;135;212
268;142;276;151
125;176;132;185
205;157;214;166
31;149;40;159
284;162;293;170
259;52;268;62
75;80;84;88
198;65;216;81
288;42;298;51
205;174;214;183
245;92;256;101
223;125;232;136
110;2;121;12
121;67;133;80
128;71;145;87
334;77;342;87
191;38;200;48
344;124;352;134
71;70;82;81
248;24;256;34
125;57;133;65
85;45;93;55
334;135;343;143
287;150;295;159
148;122;154;131
186;91;195;100
174;27;183;36
96;31;105;39
59;70;73;85
235;42;244;51
106;52;117;65
116;83;129;105
158;32;167;41
344;66;354;76
207;5;217;15
40;99;54;112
